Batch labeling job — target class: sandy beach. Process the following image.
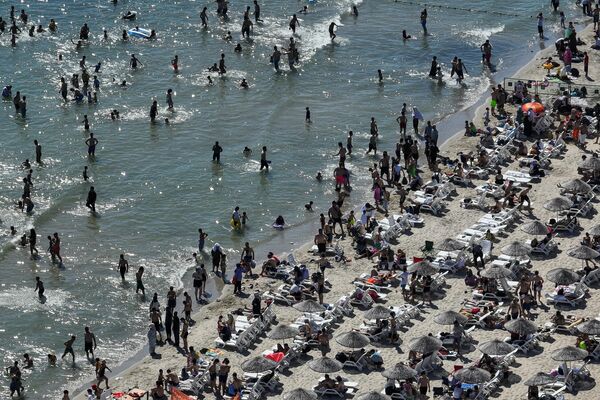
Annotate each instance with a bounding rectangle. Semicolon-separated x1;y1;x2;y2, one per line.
69;14;600;400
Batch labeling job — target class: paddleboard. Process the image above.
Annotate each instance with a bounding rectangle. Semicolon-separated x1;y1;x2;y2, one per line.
128;28;151;39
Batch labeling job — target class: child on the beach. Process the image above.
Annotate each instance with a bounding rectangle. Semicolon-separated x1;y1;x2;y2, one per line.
483;107;490;126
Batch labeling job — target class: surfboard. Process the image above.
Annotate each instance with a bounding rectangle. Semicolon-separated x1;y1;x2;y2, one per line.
128;28;151;39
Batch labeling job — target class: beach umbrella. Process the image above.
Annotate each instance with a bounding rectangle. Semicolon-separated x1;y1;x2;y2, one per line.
546;268;580;285
433;310;468;326
282;388;317;400
551;346;588;362
523;372;556;386
437;238;465;251
577;319;600;335
559;179;592;194
407;260;439;276
454;366;491;384
481;265;512;279
505;318;537;336
364;305;392;320
500;241;532;257
567;245;600;260
307;357;343;373
478;339;516;356
240;356;278;373
335;331;370;349
543;197;573;212
520;220;549;236
521;102;544;114
579;156;600;171
293;300;326;313
268;324;300;340
408;335;442;353
381;363;418;380
589;224;600;236
356;392;390;400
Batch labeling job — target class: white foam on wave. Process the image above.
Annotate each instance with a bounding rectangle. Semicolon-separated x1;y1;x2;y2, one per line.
0;287;72;311
458;25;505;47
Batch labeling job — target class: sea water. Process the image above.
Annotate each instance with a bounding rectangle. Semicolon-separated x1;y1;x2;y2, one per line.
0;0;577;397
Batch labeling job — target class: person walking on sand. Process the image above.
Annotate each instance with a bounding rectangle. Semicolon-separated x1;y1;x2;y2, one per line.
96;360;111;389
148;324;157;356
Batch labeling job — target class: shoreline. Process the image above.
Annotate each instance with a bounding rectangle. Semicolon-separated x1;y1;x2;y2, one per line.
71;16;598;400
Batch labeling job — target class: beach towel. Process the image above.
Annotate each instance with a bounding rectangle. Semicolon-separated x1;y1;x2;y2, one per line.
171;388;193;400
265;352;285;362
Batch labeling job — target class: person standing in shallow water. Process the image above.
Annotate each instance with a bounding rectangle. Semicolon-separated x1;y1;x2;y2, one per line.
118;254;129;281
34;276;45;299
34;140;42;163
61;335;76;362
150;100;158;122
86;186;97;213
136;267;145;295
420;9;427;32
260;146;269;171
212;141;223;163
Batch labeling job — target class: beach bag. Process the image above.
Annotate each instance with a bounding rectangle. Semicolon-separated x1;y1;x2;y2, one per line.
401;176;408;185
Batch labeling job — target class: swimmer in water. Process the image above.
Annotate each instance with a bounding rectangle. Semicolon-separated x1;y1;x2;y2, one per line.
83;166;89;181
171;55;179;72
150;100;158;122
224;31;232;41
402;30;411;40
328;22;338;40
378;69;383;83
243;146;252;156
298;6;308;14
352;5;358;16
122;30;128;40
207;76;213;85
305;107;311;123
240;78;249;88
274;215;285;227
208;63;219;72
305;201;314;211
234;43;242;52
316;172;323;181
